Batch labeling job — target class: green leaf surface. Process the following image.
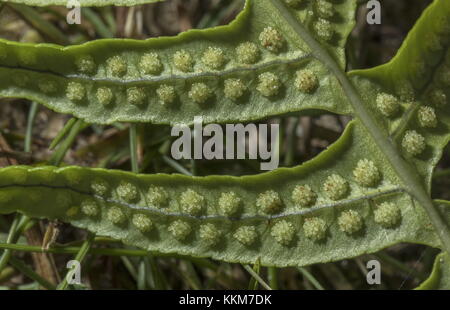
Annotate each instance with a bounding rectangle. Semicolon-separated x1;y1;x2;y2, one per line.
0;0;449;274
416;246;450;289
350;0;450;192
420;252;450;289
416;201;450;290
1;0;163;7
0;0;355;125
0;121;448;267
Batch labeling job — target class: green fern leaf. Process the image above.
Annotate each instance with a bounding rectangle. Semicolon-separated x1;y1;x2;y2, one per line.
0;0;449;272
0;0;356;125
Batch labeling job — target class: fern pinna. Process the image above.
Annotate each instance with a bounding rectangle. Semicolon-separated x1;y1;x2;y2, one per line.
0;0;449;288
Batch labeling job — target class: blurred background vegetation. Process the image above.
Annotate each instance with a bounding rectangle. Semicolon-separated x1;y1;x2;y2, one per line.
0;0;448;290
